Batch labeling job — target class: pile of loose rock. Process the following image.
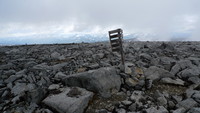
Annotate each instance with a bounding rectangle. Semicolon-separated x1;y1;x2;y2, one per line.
0;41;200;113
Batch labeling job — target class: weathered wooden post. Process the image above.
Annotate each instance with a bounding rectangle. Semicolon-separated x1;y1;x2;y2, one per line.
108;28;125;68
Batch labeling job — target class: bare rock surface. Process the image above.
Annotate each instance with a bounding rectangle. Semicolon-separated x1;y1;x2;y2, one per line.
1;41;200;113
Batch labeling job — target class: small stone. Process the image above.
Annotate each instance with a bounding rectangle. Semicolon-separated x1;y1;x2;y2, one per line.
88;63;99;69
125;78;138;87
121;100;132;106
97;109;108;113
116;108;126;113
168;101;175;109
11;93;24;104
77;67;87;73
55;72;67;79
1;90;9;97
35;108;53;113
124;62;134;75
48;84;60;90
160;78;185;86
157;96;167;106
128;103;137;112
51;52;64;60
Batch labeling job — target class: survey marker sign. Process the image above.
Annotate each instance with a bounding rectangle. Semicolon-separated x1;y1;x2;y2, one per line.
108;28;125;65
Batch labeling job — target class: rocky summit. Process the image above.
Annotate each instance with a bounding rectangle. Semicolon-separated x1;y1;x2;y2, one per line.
0;41;200;113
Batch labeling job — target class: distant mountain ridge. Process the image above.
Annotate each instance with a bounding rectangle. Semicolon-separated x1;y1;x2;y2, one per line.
0;33;139;45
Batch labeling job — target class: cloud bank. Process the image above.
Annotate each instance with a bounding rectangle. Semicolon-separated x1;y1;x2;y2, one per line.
0;0;200;44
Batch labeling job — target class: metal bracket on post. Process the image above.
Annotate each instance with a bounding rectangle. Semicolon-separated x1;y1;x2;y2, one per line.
108;28;125;69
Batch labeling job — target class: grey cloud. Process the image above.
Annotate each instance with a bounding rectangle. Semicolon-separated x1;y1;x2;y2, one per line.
0;0;200;41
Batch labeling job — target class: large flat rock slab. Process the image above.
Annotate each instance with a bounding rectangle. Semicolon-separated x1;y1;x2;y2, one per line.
62;67;121;98
42;87;93;113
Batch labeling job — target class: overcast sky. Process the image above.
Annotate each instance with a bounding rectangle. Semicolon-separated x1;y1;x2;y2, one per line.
0;0;200;44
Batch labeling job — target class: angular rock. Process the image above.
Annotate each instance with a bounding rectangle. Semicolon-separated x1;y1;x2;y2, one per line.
185;88;197;98
159;57;176;70
124;62;134;75
188;57;200;66
159;42;175;51
5;74;24;83
30;63;52;72
170;60;193;75
188;76;200;84
157;96;167;106
121;100;132;106
128;103;137;112
51;52;65;60
125;78;138;87
4;70;16;76
168;101;176;109
88;63;99;69
172;95;183;103
172;107;186;113
11;83;36;96
144;106;168;113
52;63;68;72
42;87;93;113
28;87;47;104
178;67;200;79
160;78;185;86
130;91;145;104
92;53;105;59
116;108;126;113
144;66;174;82
139;53;152;63
55;72;67;79
48;84;60;90
177;98;198;110
192;93;200;103
187;107;200;113
63;67;121;98
24;61;37;69
0;63;14;70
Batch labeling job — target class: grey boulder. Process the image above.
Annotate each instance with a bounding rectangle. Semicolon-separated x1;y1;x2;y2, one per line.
144;66;174;82
62;67;121;98
42;87;93;113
